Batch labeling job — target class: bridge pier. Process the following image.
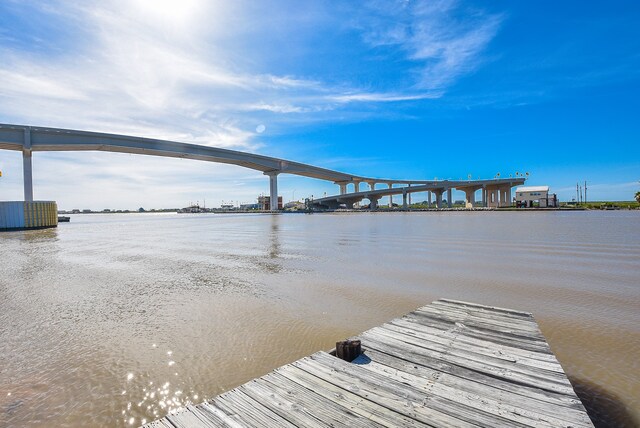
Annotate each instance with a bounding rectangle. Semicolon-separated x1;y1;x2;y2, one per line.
433;189;444;209
500;185;512;207
447;188;452;208
265;171;279;210
23;151;33;202
337;182;347;195
388;183;393;208
23;127;33;202
402;189;408;210
352;181;360;193
486;186;499;208
463;188;476;208
368;196;379;210
428;191;432;208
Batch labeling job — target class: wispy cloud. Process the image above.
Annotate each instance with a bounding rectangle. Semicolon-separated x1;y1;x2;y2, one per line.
328;92;441;103
356;0;503;91
243;103;306;114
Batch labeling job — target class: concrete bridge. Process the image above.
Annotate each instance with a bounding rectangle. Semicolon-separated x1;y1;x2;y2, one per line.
0;124;525;209
309;178;525;210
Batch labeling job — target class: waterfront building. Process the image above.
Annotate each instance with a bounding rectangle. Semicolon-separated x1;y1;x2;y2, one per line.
515;185;558;208
258;195;283;210
283;201;305;210
178;204;207;213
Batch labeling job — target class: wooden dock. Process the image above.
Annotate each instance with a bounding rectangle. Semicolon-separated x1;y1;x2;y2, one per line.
144;299;593;427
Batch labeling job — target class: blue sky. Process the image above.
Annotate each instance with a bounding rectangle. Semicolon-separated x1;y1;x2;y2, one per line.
0;0;638;209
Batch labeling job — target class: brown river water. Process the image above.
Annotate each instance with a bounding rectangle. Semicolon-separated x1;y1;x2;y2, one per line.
1;211;639;427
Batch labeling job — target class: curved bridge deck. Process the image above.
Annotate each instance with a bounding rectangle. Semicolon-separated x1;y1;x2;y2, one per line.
144;299;593;427
0;123;363;181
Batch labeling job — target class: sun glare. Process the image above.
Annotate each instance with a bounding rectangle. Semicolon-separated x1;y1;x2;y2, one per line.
134;0;201;24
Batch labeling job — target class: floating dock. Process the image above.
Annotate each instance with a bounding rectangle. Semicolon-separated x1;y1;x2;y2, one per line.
144;299;593;427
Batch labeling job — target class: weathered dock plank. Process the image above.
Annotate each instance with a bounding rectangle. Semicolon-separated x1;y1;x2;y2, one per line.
143;299;594;427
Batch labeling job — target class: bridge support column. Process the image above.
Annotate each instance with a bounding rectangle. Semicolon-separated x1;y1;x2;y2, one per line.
486;186;499;208
402;189;408;210
481;186;487;207
433;190;443;209
408;184;412;206
23;128;33;202
463;189;476;208
339;183;347;195
388;183;393;208
368;182;375;191
369;197;378;211
447;188;452;208
428;191;432;208
265;172;279;210
499;185;512;207
23;151;33;202
353;181;360;193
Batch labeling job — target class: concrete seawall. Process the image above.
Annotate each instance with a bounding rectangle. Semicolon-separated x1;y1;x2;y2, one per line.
0;201;58;231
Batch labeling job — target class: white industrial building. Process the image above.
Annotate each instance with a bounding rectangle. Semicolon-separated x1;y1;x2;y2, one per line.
515;186;558;208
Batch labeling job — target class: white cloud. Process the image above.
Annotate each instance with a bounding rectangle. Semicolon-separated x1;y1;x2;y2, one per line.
0;68;89;101
328;92;441;103
243;103;306;113
357;0;503;90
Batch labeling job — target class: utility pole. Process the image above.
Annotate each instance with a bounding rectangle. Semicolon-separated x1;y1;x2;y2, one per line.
580;185;583;203
576;183;579;203
584;181;587;204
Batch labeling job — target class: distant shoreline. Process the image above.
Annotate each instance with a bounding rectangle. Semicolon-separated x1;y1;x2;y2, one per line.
57;200;639;215
57;206;640;215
